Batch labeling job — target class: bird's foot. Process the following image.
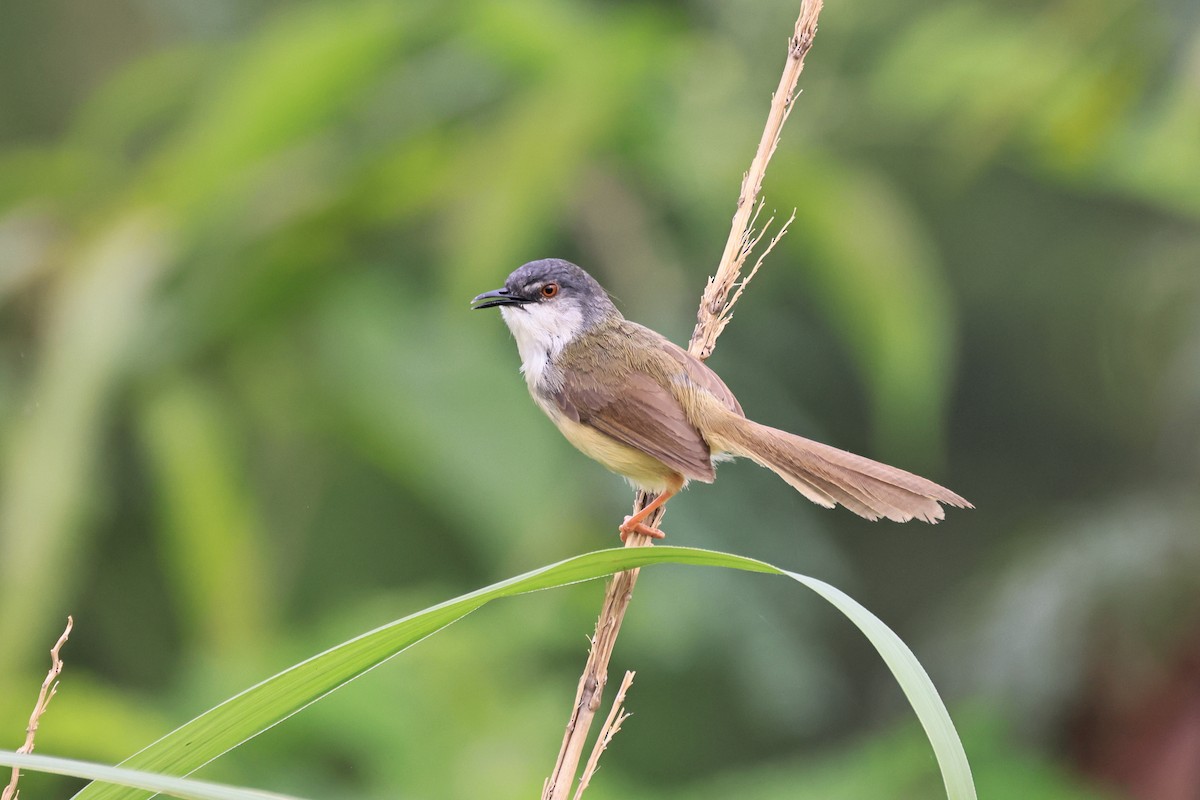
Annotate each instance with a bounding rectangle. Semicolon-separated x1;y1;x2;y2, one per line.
619;517;666;542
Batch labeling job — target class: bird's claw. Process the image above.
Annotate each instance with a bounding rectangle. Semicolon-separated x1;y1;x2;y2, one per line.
619;517;666;542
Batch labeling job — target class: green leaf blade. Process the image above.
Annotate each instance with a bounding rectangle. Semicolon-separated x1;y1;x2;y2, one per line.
0;751;303;800
71;547;973;800
782;570;976;800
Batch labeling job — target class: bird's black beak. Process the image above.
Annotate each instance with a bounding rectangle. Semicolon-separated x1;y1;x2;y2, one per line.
471;288;529;310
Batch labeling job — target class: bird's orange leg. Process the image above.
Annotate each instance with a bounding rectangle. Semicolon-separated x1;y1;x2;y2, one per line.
618;478;682;542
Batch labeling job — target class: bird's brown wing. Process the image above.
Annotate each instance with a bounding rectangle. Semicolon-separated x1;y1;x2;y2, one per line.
551;365;717;483
652;335;744;416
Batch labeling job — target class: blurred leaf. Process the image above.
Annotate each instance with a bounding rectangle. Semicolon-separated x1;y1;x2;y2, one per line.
144;1;410;217
0;751;303;800
0;206;56;300
1098;33;1200;215
870;2;1078;161
780;154;957;465
310;276;597;566
72;546;974;800
441;1;664;295
69;47;211;159
0;212;172;677
927;494;1200;740
0;672;171;765
866;0;1200;216
631;708;1106;800
136;377;274;660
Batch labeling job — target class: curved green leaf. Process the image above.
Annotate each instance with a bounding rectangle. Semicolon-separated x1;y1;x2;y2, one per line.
0;751;301;800
73;546;974;800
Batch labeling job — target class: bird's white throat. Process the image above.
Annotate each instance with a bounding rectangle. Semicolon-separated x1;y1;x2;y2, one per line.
499;302;584;393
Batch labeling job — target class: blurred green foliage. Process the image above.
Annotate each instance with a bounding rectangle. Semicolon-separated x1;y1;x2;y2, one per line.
1;0;1197;797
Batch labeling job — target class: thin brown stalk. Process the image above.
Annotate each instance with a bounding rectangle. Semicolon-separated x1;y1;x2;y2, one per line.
572;671;635;800
690;0;823;361
2;616;73;800
540;518;655;800
721;210;797;331
542;3;823;797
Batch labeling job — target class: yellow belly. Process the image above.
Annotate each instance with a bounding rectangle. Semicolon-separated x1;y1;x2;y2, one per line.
551;413;681;492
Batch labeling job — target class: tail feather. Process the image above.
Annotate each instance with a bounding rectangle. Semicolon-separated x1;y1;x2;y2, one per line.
709;414;972;524
798;470;889;520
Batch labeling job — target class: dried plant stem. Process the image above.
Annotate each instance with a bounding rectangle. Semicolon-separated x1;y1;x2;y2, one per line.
541;511;657;800
572;671;635;800
542;3;823;797
691;0;823;361
2;616;73;800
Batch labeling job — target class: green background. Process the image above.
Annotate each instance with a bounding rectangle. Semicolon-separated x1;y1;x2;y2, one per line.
1;0;1197;797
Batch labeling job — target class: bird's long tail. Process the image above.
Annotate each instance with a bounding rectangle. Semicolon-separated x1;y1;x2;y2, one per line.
707;413;972;523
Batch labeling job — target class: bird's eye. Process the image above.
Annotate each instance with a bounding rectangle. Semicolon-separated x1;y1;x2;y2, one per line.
540;283;559;299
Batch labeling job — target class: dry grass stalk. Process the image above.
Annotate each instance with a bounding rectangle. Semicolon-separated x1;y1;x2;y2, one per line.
690;0;822;361
572;671;635;800
542;3;823;797
2;616;73;800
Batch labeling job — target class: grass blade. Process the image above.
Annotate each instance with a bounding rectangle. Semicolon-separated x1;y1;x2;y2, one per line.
0;751;302;800
71;546;973;800
781;570;975;800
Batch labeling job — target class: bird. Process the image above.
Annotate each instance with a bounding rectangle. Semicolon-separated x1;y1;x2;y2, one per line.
472;258;971;540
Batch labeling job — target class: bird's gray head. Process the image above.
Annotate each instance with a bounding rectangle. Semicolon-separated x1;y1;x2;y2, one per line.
472;259;615;317
472;258;618;338
472;259;620;387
